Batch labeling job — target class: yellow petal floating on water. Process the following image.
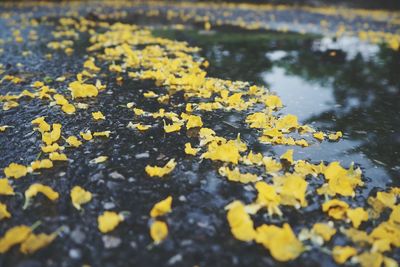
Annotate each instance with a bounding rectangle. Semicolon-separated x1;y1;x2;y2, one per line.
4;163;28;179
332;246;357;264
145;159;176;177
92;111;105;120
346;207;368;228
328;131;343;141
264;95;283;110
66;136;82;147
0;203;11;220
280;149;294;165
255;223;304;262
0;179;14;195
98;211;123;233
150;220;168;244
150;196;173;218
313;131;325;141
226;201;256;242
90;156;108;164
20;233;56;254
0;225;31;253
71;186;92;210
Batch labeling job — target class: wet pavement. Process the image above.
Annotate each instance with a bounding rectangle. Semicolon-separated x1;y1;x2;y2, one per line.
0;2;400;267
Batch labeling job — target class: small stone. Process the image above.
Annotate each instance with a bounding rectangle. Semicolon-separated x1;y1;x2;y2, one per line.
135;152;149;159
69;248;82;259
102;235;122;249
103;202;116;210
70;227;86;244
167;254;183;265
178;195;187;202
130;241;137;249
109;171;124;180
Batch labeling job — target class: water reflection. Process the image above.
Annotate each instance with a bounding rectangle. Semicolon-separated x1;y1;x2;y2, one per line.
155;29;399;189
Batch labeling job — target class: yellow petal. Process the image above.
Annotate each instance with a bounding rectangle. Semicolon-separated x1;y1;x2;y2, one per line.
25;183;59;202
4;163;28;179
71;186;92;210
332;246;357;264
0;225;31;253
92;111;105;120
0;203;11;220
20;233;56;254
150;220;168;244
150;196;173;218
98;211;123;233
145;159;176;177
0;179;14;195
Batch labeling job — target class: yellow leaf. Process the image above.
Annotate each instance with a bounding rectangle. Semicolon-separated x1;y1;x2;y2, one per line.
150;220;168;244
71;186;92;210
98;211;123;233
150;196;173;218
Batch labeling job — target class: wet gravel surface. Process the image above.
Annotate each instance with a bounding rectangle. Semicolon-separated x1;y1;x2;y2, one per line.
0;2;399;267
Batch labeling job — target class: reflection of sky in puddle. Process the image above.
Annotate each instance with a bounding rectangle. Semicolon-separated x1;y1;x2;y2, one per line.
262;59;390;190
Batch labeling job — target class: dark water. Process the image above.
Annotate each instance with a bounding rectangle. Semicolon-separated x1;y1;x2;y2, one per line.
155;28;400;191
